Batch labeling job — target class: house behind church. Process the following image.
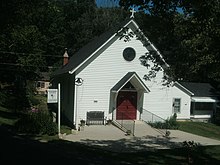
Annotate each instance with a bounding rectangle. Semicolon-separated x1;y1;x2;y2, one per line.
36;72;50;95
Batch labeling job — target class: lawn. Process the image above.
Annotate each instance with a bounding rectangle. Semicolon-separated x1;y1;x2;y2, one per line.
178;121;220;141
0;106;19;126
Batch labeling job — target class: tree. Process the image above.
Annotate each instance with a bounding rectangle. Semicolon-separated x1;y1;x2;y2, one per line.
174;0;220;84
118;0;220;88
0;0;129;110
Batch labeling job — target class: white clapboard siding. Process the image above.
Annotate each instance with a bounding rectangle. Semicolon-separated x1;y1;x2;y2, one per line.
170;86;191;119
75;28;174;121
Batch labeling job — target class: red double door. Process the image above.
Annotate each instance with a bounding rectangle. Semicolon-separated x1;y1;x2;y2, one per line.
116;91;137;120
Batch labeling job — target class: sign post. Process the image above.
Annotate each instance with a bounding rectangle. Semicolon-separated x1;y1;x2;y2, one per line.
58;83;61;136
47;83;61;136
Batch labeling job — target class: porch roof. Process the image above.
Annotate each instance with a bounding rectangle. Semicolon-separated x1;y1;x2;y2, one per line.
111;72;150;93
191;97;219;103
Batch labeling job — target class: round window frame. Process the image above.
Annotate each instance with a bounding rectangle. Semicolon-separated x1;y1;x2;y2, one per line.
123;47;136;61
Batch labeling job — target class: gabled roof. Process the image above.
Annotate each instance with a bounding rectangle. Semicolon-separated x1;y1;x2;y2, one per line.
52;18;168;77
175;82;219;97
38;72;50;81
111;72;150;93
52;18;132;76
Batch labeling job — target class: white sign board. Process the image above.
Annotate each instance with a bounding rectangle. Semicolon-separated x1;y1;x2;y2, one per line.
47;89;58;103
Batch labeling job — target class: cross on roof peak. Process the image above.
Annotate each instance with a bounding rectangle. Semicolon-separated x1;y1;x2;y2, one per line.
130;8;136;18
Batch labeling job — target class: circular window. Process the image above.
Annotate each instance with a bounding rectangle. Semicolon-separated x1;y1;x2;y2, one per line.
123;47;136;61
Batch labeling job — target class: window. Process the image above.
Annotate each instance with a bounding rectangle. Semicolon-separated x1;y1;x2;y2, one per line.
36;81;45;88
191;102;214;111
123;47;136;61
36;82;41;88
173;98;181;113
40;82;45;88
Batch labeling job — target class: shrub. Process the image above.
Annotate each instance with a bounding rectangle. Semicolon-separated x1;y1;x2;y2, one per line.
0;91;7;106
213;109;220;125
28;95;41;106
166;113;179;129
15;108;57;135
182;140;199;164
148;113;179;129
148;121;167;129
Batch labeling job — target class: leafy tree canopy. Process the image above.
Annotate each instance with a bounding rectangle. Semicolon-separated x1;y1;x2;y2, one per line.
0;0;128;109
118;0;220;88
0;0;128;84
1;0;219;94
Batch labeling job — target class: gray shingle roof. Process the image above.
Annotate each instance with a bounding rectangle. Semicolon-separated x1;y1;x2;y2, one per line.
179;82;219;97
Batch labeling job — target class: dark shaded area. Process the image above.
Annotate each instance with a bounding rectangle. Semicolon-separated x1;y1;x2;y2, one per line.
0;108;220;164
0;110;18;120
77;135;183;152
178;82;220;97
0;126;118;164
1;124;220;164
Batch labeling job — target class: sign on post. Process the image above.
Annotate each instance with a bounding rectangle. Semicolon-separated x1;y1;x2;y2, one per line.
47;84;61;136
47;89;58;103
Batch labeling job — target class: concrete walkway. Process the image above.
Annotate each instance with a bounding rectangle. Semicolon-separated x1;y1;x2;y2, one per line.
64;121;220;152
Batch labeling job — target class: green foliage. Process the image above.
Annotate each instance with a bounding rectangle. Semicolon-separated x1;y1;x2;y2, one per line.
182;140;199;164
28;95;41;106
178;121;220;141
4;90;29;112
1;0;220;87
0;1;128;107
213;108;220;125
148;113;179;129
119;0;220;87
166;113;179;129
15;109;57;135
148;121;167;129
14;93;56;135
183;140;199;150
0;90;7;106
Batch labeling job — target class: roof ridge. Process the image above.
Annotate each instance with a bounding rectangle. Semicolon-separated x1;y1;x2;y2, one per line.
52;18;134;76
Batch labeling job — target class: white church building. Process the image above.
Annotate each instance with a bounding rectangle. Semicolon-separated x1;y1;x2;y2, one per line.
51;17;219;130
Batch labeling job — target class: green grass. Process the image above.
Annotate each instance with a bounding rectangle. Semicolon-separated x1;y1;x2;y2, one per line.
178;121;220;141
0;106;19;126
60;125;72;134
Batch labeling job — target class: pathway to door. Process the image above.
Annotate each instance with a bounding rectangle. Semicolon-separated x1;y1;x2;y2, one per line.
64;120;220;152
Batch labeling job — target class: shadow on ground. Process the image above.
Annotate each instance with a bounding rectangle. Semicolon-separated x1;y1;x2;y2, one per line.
78;135;183;152
1;125;220;164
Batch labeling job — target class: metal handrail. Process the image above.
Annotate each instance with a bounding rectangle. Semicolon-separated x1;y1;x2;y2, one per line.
112;120;129;132
142;108;166;122
113;112;135;136
142;108;170;137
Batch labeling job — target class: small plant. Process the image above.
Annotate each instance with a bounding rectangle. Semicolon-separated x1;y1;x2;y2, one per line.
148;121;167;129
148;114;179;130
182;140;199;164
165;130;170;137
80;119;86;126
165;113;179;129
106;119;112;125
126;130;132;136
